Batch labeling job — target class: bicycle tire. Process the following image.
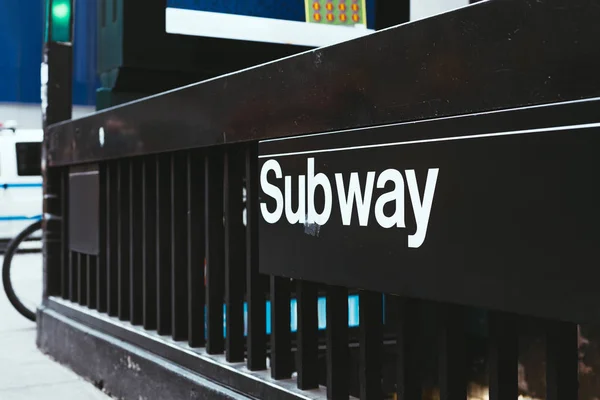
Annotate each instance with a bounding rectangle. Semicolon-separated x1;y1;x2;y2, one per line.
2;219;42;322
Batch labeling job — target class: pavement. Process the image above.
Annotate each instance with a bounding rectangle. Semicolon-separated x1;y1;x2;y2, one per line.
0;252;111;400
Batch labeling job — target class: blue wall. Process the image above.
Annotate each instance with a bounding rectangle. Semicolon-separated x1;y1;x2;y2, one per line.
0;0;98;106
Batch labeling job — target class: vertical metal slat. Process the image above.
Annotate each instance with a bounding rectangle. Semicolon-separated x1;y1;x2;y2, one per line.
205;148;225;354
107;163;119;316
438;305;466;400
326;285;348;399
118;160;130;321
187;151;205;347
297;279;319;390
395;297;422;400
143;157;157;330
87;255;97;309
97;165;107;312
157;154;172;335
546;321;578;400
245;143;266;370
171;152;188;341
77;252;86;305
270;276;292;380
488;311;518;400
130;159;144;325
60;170;69;299
69;250;78;302
224;146;245;362
44;168;62;296
359;290;382;400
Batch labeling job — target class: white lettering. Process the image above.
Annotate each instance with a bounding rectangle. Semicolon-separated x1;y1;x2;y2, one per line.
285;175;306;224
259;159;284;224
406;168;439;248
374;169;405;228
307;158;332;225
335;172;376;226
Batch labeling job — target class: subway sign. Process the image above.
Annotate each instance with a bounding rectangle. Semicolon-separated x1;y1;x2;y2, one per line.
257;99;600;325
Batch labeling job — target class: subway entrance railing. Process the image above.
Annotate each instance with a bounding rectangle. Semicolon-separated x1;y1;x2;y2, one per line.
38;1;600;399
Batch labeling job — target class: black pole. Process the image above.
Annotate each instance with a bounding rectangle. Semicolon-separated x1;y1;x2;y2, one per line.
41;0;74;300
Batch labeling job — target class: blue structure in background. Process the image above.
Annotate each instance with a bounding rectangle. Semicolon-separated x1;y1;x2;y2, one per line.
0;0;98;106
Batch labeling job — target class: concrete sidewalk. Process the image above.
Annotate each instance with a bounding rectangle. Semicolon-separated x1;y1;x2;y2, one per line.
0;253;111;400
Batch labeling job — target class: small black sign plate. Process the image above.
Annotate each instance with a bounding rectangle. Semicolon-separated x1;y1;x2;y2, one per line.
258;99;600;324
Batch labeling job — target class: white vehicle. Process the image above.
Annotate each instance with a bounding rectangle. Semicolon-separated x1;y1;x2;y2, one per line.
0;124;43;248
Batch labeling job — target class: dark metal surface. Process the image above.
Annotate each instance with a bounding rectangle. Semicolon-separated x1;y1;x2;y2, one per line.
359;291;382;399
546;321;579;400
224;145;246;362
326;285;348;400
245;144;267;371
171;153;188;341
296;280;319;390
156;154;172;335
68;169;99;255
258;98;600;326
106;163;119;316
117;161;130;321
48;0;600;167
37;307;251;400
488;312;518;400
270;275;292;380
130;159;144;325
187;150;206;348
142;158;157;330
43;299;313;400
205;149;225;354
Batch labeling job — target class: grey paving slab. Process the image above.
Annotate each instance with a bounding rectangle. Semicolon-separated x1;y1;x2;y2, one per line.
0;254;112;399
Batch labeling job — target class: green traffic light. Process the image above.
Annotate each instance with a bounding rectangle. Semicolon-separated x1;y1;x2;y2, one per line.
52;3;70;20
45;0;71;43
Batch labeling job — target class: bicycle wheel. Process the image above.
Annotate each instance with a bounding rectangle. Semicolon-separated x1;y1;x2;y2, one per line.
2;219;42;322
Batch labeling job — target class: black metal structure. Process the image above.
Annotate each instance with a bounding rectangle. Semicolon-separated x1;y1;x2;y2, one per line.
38;1;600;399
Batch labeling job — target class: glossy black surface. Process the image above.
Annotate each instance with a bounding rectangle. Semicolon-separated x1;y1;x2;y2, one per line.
257;98;600;325
47;0;600;166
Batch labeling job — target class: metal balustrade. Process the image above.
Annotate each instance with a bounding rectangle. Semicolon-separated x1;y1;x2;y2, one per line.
38;1;600;399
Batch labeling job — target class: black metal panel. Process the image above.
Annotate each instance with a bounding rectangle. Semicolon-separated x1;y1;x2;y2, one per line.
48;0;600;166
270;276;292;380
44;299;311;400
117;160;130;321
245;144;266;371
78;253;87;305
107;163;119;316
257;99;600;326
205;149;225;354
359;290;382;399
224;145;245;362
187;150;205;348
438;305;466;400
97;166;107;312
296;280;319;390
43;168;62;297
142;157;157;330
395;297;422;400
156;154;172;335
171;152;188;341
87;255;97;309
38;307;251;400
60;171;69;299
488;311;518;400
68;169;100;255
546;321;579;400
130;159;143;325
326;285;348;400
69;251;78;302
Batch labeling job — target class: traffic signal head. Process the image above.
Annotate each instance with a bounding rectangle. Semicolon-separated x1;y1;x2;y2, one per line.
45;0;72;43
